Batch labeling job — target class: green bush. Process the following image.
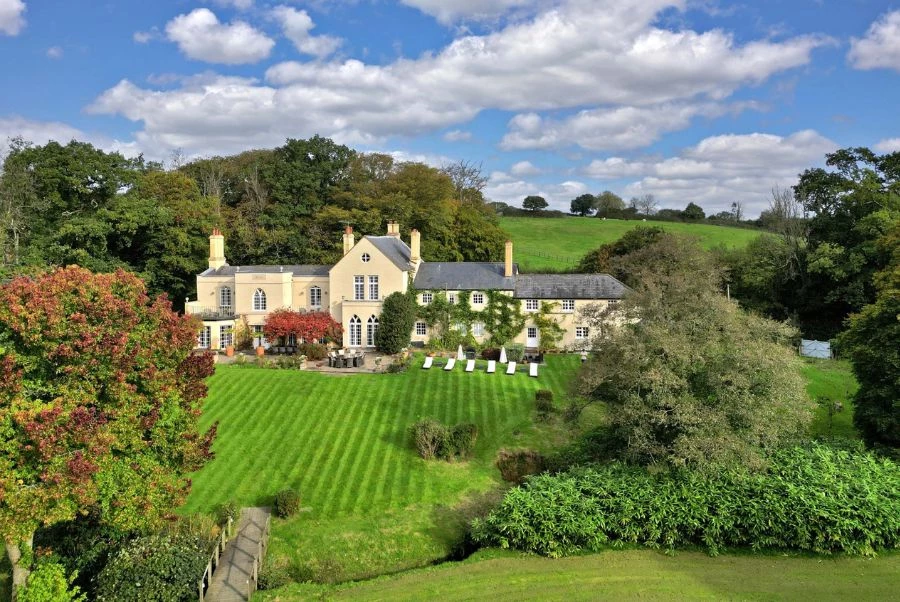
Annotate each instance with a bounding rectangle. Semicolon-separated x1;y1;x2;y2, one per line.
446;423;479;459
257;561;294;590
376;292;417;354
19;561;86;602
299;342;327;360
273;488;301;518
495;449;547;484
474;444;900;557
215;500;239;525
412;419;449;460
95;534;208;601
535;390;554;418
506;343;525;363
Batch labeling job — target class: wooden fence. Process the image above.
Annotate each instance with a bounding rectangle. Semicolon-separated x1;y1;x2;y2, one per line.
197;516;235;602
246;514;272;600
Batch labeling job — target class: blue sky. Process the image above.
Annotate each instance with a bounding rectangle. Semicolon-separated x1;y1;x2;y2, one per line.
1;0;899;216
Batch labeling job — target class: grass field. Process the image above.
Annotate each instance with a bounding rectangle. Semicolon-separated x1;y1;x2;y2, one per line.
499;216;763;271
258;548;900;601
804;359;859;440
184;355;582;582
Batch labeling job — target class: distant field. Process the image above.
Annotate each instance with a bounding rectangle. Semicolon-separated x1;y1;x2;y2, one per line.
258;548;900;601
804;358;859;440
499;216;763;271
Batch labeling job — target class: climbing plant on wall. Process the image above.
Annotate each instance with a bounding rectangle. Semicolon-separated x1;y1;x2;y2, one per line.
483;290;526;346
532;301;565;351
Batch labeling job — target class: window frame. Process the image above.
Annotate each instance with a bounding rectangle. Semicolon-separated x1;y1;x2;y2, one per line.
310;286;322;308
349;315;362;346
527;326;538;339
368;275;379;300
198;325;211;349
421;292;433;304
448;292;456;304
575;326;589;340
472;292;484;304
415;321;427;336
525;299;539;311
361;252;371;263
562;299;575;312
219;325;233;349
367;315;379;346
472;322;484;337
354;275;365;300
252;288;267;311
219;286;232;310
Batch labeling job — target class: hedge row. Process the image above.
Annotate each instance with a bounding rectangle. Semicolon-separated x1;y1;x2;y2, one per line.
473;444;900;557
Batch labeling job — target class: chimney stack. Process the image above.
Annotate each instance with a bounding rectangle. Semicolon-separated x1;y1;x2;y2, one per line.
410;229;421;262
343;226;355;255
209;228;226;270
504;240;513;278
387;220;400;237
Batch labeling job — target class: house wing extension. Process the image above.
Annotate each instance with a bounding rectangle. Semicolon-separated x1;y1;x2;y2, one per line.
513;274;630;299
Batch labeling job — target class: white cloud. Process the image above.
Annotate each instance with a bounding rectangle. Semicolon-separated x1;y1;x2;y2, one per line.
0;0;25;36
849;10;900;72
209;0;254;10
874;137;900;153
271;5;341;58
583;129;838;216
93;1;827;156
165;8;274;65
400;0;541;24
133;28;159;44
443;129;472;142
46;46;63;59
510;160;542;176
0;116;142;160
484;170;588;210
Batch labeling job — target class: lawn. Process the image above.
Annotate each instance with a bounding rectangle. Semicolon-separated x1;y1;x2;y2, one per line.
258;548;900;601
499;216;763;271
804;358;859;440
183;355;581;582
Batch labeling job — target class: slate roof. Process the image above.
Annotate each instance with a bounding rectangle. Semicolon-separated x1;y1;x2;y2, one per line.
201;265;331;277
365;236;412;271
414;262;518;291
514;274;630;299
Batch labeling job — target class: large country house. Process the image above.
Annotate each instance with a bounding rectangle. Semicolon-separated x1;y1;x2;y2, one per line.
186;222;628;351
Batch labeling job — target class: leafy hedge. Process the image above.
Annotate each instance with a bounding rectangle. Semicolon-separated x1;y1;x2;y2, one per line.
473;444;900;557
412;419;478;461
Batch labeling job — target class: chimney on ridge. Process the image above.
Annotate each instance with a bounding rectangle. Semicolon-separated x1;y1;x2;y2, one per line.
387;220;400;237
343;226;355;255
209;228;226;270
410;229;421;262
504;240;514;278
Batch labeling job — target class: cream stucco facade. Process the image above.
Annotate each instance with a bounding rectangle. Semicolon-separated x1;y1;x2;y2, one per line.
186;223;628;352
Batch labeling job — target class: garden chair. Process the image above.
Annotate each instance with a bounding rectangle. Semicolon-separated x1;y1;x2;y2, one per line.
486;360;496;373
444;357;456;371
529;362;539;377
506;361;516;375
422;356;434;369
465;359;475;372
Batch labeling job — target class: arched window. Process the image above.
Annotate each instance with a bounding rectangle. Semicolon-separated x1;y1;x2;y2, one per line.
253;288;267;311
349;315;362;347
310;286;322;308
367;315;379;347
219;286;232;310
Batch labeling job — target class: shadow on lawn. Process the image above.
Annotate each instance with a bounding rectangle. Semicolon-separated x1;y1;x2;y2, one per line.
427;488;508;562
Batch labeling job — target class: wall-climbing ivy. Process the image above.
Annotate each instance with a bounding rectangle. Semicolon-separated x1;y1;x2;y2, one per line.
533;301;565;351
483;290;526;346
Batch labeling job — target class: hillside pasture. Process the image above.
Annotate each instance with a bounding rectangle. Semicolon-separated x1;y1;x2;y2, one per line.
499;216;763;271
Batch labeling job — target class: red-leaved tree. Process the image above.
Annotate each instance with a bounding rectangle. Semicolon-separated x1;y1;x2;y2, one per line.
0;267;217;598
263;309;342;344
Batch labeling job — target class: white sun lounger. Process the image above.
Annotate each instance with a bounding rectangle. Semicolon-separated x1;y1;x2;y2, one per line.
422;356;433;369
506;361;516;375
465;359;475;372
486;360;496;373
444;357;456;371
529;362;539;377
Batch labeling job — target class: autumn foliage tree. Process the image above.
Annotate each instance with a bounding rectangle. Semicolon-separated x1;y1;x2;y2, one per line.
263;309;342;345
0;267;217;598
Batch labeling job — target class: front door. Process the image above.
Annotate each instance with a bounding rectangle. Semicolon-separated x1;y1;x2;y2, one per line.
526;326;539;349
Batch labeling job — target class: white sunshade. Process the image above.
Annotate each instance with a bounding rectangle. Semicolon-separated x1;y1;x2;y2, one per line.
499;346;507;364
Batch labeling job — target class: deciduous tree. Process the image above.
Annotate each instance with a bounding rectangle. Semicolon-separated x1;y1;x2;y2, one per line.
570;194;596;216
263;309;342;345
522;195;548;212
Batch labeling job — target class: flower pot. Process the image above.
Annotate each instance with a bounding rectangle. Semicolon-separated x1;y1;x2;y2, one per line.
225;345;235;357
255;346;265;357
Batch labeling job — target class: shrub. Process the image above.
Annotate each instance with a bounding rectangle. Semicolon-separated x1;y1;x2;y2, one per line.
447;423;479;459
257;561;294;590
412;419;449;460
535;390;554;419
376;292;417;354
215;500;239;525
386;356;410;373
299;342;327;361
273;488;301;518
95;534;208;601
19;561;86;602
474;444;900;557
481;348;501;361
506;343;525;363
495;449;547;484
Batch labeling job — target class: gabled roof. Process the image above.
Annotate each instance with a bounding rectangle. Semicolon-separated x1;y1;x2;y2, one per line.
414;262;518;291
514;274;629;299
365;235;412;271
201;265;331;277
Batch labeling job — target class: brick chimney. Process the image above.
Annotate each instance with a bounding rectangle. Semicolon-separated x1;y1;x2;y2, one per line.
209;228;226;270
504;240;513;278
410;229;421;262
343;226;355;255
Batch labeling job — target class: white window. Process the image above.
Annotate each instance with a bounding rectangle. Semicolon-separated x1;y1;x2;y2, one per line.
421;292;433;304
369;275;379;300
472;322;484;337
197;326;211;349
527;327;538;339
253;288;267;311
448;292;456;304
219;325;233;349
354;276;365;300
453;322;466;333
576;327;589;340
219;287;232;310
562;299;575;312
349;315;362;346
361;252;371;263
415;322;427;336
525;299;539;311
252;325;266;347
310;286;322;308
472;292;484;304
288;333;297;346
367;315;379;346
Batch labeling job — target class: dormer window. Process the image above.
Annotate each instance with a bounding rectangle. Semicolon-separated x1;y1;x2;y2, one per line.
361;253;371;263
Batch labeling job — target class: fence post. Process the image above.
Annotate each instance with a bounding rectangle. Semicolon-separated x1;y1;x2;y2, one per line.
198;579;204;602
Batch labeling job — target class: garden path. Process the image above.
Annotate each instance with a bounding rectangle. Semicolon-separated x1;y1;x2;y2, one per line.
206;506;271;602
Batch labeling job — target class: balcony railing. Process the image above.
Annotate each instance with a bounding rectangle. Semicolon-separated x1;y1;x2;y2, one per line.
189;307;237;321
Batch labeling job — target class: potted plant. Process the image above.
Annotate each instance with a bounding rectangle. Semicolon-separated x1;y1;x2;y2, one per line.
255;345;265;357
223;326;235;357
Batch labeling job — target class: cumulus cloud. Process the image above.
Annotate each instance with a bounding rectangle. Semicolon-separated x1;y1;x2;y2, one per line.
271;5;341;58
165;8;274;65
849;10;900;71
0;0;26;36
400;0;541;24
92;1;827;156
0;116;142;160
209;0;254;9
484;171;588;210
583;130;838;215
510;160;542;176
443;129;472;142
874;138;900;153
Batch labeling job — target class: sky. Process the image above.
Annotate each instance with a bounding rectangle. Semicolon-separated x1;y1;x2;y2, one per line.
1;1;899;216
